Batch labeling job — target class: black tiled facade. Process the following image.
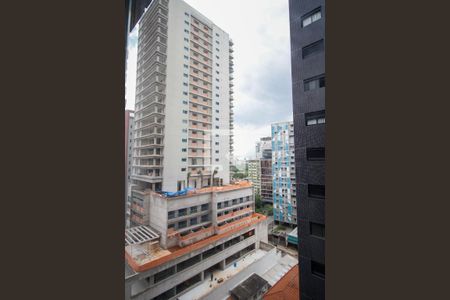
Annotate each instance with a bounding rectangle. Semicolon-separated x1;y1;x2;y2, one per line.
289;0;325;299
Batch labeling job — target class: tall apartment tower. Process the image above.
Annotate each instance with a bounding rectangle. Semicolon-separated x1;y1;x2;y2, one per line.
271;121;297;226
289;1;325;299
125;110;135;228
132;0;232;193
130;0;233;227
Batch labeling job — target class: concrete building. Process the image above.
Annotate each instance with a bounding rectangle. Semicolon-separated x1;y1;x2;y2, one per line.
256;137;272;160
271;121;297;226
260;158;273;204
132;0;233;194
125;181;271;300
130;0;234;226
247;160;261;196
126;110;135;228
289;0;325;299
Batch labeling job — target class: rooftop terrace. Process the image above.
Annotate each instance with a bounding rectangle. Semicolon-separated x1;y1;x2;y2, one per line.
125;213;267;273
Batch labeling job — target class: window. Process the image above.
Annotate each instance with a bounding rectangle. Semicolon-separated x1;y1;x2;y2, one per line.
215;109;219;113
307;147;325;161
184;29;189;33
183;82;188;86
216;78;219;82
183;64;188;68
216;48;219;52
215;126;219;129
182;158;187;162
183;73;188;78
190;206;198;213
182;119;188;124
216;55;219;59
215;101;219;105
216;33;219;37
302;7;322;28
184;38;189;42
183;91;188;95
184;21;189;25
178;220;188;229
304;75;325;91
182;110;188;114
181;168;186;172
216;63;220;67
215;142;219;145
201;214;209;222
184;55;188;60
178;208;187;217
216;71;219;74
201;204;209;211
311;261;325;278
185;12;189;16
216;40;220;44
302;39;324;59
190;217;198;225
182;148;187;152
215;118;219;121
305;110;325;126
215;94;219;97
182;100;188;105
308;184;325;199
168;211;175;219
310;222;325;238
215;158;219;162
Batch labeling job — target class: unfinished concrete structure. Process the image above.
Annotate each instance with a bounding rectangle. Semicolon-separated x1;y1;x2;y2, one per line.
125;181;270;300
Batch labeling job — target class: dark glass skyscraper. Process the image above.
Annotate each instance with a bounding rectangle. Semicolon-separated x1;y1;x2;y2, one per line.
289;0;325;299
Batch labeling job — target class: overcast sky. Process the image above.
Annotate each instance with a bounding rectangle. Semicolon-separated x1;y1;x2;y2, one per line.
126;0;293;159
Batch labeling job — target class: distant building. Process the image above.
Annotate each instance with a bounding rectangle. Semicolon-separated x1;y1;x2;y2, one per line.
271;121;296;226
260;157;273;204
256;137;271;159
247;160;261;196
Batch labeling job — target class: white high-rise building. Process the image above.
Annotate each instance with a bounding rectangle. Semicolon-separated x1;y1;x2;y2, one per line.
130;0;234;227
132;0;233;195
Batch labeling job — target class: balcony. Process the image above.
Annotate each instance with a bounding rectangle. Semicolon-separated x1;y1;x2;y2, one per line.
217;207;253;222
178;226;215;247
189;88;212;100
189;123;211;131
190;105;212;115
188;142;211;149
191;18;212;36
190;69;212;84
190;43;212;59
190;80;212;93
189;131;212;140
190;97;212;108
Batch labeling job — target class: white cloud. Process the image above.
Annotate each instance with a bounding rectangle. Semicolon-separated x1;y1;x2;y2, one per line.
125;0;292;158
125;26;138;111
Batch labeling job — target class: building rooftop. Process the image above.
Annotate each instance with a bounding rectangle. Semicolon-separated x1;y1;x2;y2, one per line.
263;265;299;300
136;181;253;199
125;213;267;273
230;273;269;300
